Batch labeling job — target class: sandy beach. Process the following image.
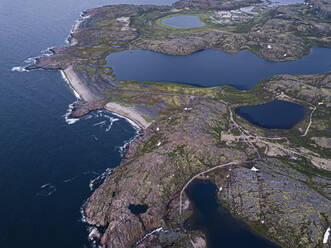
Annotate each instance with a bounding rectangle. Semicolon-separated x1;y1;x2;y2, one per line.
62;66;150;129
105;102;151;129
62;66;98;101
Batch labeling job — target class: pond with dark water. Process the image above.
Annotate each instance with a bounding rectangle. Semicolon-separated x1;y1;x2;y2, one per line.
235;100;306;129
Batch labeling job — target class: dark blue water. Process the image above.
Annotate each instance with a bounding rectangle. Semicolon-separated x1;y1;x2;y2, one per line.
0;0;176;248
185;179;280;248
161;15;205;28
235;100;306;129
0;0;321;247
106;48;331;89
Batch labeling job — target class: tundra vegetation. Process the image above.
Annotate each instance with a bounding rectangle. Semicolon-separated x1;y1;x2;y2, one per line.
29;0;331;247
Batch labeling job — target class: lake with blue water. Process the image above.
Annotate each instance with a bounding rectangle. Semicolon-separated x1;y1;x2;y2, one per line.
235;100;306;129
0;0;327;247
161;15;205;28
106;48;331;89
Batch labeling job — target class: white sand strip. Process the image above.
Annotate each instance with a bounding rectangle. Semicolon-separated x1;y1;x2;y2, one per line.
62;66;96;102
105;102;151;129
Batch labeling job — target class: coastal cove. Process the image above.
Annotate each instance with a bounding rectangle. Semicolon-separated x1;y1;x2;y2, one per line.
106;48;331;89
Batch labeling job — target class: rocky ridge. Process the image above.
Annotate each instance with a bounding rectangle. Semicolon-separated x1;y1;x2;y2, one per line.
26;0;331;247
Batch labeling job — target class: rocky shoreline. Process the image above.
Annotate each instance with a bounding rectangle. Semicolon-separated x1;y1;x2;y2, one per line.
28;0;331;247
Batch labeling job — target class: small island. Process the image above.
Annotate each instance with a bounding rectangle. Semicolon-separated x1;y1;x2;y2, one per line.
28;0;331;247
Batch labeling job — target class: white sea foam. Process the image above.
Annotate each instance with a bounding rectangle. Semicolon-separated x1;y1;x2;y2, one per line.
84;114;93;120
92;112;119;132
109;111;141;156
40;46;54;57
36;183;56;197
89;168;114;191
118;131;140;157
11;66;28;72
323;227;330;244
24;57;35;64
64;102;80;125
66;117;80;125
112;112;141;131
93;120;106;127
41;183;51;188
118;137;135;156
104;115;119;132
60;70;81;99
80;202;87;223
63;176;77;183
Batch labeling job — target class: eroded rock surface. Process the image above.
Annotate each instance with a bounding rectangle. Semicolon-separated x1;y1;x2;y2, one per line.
84;97;331;247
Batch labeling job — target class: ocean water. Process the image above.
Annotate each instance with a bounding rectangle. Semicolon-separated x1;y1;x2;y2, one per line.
0;0;175;247
235;100;306;129
106;48;331;89
0;0;323;248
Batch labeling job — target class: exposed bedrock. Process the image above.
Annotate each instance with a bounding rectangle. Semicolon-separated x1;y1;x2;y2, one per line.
84;98;331;248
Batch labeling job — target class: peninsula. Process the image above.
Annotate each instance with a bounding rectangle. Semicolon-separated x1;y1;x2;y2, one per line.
29;0;331;247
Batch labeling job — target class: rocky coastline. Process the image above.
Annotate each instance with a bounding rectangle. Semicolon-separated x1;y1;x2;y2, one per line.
28;0;331;247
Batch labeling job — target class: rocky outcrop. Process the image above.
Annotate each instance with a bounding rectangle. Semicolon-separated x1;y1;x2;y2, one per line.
26;1;331;247
69;100;106;118
84;96;331;247
220;158;331;247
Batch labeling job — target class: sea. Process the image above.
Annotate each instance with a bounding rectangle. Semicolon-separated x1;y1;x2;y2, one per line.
0;0;323;247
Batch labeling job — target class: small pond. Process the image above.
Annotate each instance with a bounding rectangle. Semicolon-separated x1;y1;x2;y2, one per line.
161;15;205;28
106;48;331;90
235;100;306;129
185;179;280;248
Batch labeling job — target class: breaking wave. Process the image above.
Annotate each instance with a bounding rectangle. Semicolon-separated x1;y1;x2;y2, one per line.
11;66;28;72
36;183;56;197
64;101;80;125
60;70;81;99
